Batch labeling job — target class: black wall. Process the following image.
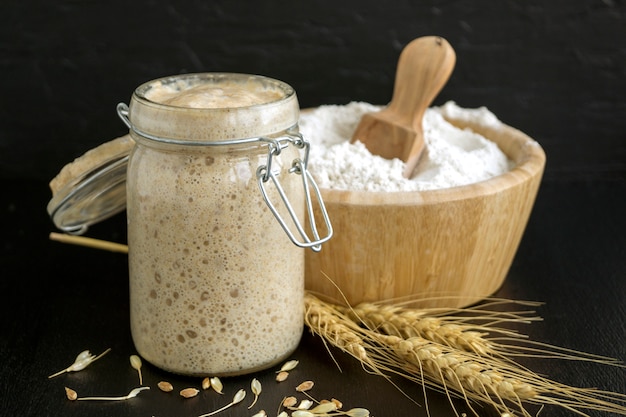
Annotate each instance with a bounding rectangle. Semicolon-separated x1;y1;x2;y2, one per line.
1;0;624;183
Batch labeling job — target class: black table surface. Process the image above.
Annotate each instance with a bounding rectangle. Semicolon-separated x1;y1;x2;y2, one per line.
1;177;624;417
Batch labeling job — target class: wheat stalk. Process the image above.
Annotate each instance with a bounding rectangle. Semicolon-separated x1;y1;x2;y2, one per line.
304;293;626;417
304;293;375;370
342;303;496;357
340;300;624;367
378;333;626;416
376;334;537;416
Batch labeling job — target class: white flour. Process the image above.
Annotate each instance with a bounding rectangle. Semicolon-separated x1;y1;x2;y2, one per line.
299;101;513;192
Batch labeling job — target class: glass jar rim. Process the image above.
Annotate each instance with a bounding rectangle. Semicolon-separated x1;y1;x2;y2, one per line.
126;73;301;143
133;72;295;110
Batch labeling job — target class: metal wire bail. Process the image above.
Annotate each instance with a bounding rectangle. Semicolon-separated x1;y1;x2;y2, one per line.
257;134;333;252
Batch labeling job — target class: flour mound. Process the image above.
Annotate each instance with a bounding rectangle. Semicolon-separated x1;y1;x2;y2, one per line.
299;101;513;192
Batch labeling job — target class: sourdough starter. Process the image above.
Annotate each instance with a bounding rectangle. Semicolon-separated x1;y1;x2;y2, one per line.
125;73;304;376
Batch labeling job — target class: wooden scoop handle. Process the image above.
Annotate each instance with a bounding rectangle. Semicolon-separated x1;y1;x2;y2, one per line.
389;36;456;130
390;37;456;177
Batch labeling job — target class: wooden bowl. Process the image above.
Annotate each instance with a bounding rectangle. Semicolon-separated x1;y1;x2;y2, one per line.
304;115;545;308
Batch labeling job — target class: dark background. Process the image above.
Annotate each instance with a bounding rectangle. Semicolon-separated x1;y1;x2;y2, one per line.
1;0;624;182
1;1;625;417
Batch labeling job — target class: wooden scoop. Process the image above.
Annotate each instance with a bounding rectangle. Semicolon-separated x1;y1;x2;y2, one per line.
351;36;456;178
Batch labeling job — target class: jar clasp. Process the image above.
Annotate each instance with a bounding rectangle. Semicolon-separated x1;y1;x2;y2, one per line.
257;134;333;252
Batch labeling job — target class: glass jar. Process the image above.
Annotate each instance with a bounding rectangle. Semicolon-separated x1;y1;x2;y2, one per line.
117;73;331;376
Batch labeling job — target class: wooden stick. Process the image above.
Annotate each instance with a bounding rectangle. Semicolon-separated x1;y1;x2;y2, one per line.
49;232;129;254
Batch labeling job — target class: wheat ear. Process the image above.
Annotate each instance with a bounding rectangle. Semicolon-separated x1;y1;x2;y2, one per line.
342;303;495;357
311;294;626;416
374;333;626;417
304;293;374;370
341;301;624;367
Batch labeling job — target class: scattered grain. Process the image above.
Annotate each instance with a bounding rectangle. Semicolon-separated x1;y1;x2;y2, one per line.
276;371;289;382
331;398;343;409
202;377;211;390
278;359;299;372
291;411;314;417
283;396;297;408
157;381;174;392
180;387;200;398
65;387;78;401
297;399;313;409
77;386;149;401
346;407;371;417
49;348;111;378
311;402;337;413
295;380;314;392
198;388;246;417
130;355;143;385
210;376;223;394
248;378;262;409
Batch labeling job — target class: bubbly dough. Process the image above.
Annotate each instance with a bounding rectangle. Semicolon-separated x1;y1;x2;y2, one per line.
145;80;284;109
127;75;304;376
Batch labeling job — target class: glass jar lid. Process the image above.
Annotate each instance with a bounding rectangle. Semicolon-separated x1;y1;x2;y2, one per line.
47;135;133;234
